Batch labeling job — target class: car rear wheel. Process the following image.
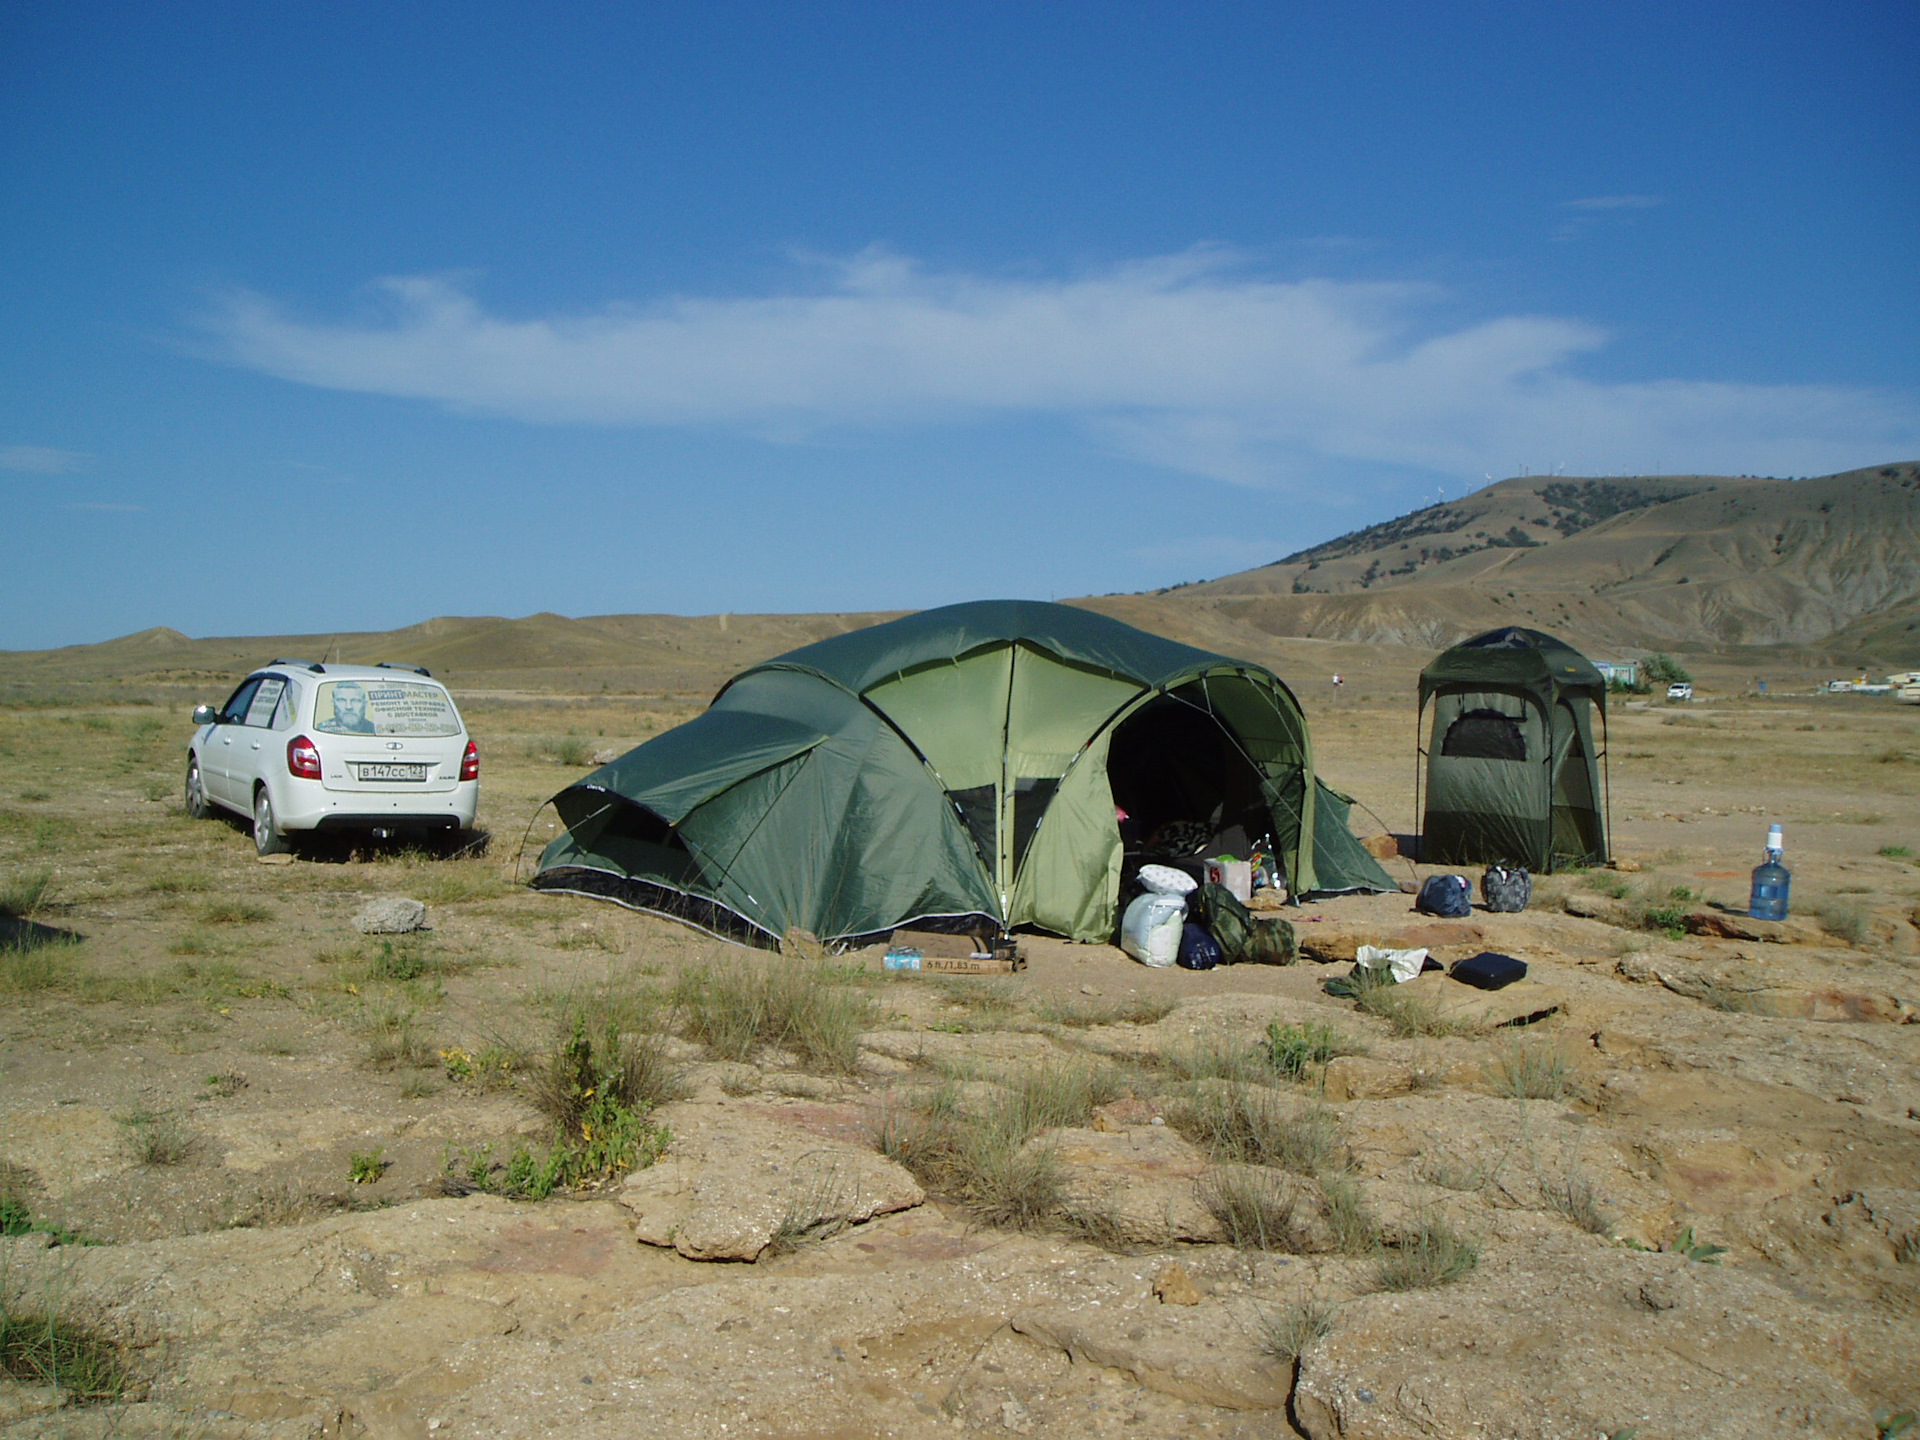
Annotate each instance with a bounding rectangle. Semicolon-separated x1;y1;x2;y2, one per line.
253;787;289;856
185;760;209;820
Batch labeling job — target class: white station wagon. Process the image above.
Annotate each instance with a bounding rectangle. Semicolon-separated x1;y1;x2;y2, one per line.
186;661;479;855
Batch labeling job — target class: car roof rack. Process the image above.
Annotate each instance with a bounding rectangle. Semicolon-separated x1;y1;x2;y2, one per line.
374;661;432;677
269;658;327;673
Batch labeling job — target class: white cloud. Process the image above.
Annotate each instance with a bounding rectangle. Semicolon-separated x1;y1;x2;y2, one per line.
2;445;90;473
1563;195;1663;211
201;249;1918;487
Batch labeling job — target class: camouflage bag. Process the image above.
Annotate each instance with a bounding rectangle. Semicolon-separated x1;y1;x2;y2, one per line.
1195;882;1297;965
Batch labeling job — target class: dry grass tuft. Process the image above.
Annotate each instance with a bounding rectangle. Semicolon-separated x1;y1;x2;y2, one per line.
673;956;875;1074
364;1001;436;1070
1353;983;1470;1039
1172;1086;1340;1174
1373;1216;1479;1290
871;1061;1122;1231
1198;1167;1303;1251
118;1107;196;1166
0;1284;135;1404
1491;1039;1571;1100
1817;899;1870;946
1031;993;1176;1028
0;869;52;918
199;899;275;925
1318;1172;1379;1254
1541;1166;1615;1235
1258;1298;1335;1361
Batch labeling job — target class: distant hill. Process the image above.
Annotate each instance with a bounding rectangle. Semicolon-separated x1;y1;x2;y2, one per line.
0;610;904;697
5;462;1914;699
1158;461;1920;663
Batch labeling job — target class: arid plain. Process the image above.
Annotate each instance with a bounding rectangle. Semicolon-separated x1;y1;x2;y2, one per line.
1;618;1917;1439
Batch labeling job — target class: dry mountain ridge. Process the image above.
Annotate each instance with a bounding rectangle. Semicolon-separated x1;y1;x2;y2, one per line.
1170;461;1920;661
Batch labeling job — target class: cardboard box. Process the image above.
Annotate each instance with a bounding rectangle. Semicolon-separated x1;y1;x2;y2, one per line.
924;953;1026;974
882;928;1026;973
887;927;994;959
1201;858;1252;903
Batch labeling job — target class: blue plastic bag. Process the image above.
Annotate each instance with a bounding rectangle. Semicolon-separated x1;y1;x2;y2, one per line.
1177;922;1223;970
1415;874;1473;918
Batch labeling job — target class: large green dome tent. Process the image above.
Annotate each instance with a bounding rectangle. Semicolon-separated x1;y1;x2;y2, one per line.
1416;626;1610;872
534;600;1394;946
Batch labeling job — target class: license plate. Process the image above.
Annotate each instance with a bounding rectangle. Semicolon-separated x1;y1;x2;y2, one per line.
357;762;428;782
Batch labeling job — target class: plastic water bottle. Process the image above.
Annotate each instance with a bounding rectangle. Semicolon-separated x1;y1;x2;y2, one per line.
1748;824;1791;921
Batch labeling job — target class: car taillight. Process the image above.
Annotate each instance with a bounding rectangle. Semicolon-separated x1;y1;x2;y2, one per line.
459;740;479;781
287;735;322;780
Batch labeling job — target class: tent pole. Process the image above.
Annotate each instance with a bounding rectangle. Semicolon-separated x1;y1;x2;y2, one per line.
1412;695;1426;865
1600;700;1613;865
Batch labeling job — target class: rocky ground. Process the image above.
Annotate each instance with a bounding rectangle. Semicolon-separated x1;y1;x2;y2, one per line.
1;688;1917;1439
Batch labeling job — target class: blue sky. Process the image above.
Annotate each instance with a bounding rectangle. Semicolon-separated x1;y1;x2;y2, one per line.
3;2;1916;649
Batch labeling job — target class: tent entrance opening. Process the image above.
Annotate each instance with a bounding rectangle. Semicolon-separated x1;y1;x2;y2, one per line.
1106;691;1270;858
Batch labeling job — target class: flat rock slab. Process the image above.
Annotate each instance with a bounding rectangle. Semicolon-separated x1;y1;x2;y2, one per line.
1683;908;1826;945
1084;992;1353;1059
1322;1055;1414;1102
1038;1124;1223;1245
353;897;430;934
1300;920;1488;964
619;1098;924;1261
1389;973;1565;1028
1013;1299;1292;1410
1615;954;1916;1023
1292;1233;1873;1440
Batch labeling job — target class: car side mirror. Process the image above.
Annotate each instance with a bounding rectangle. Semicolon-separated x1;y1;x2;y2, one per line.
192;704;218;726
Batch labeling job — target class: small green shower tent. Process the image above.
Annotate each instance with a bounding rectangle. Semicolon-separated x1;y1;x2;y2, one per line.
1417;626;1610;872
534;600;1393;946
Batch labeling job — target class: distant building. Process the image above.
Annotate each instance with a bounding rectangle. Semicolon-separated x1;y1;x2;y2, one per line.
1594;660;1638;687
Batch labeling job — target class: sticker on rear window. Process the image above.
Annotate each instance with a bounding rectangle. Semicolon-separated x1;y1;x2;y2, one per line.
314;680;460;737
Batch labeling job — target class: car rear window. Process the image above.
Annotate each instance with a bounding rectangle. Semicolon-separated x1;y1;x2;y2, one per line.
313;679;462;737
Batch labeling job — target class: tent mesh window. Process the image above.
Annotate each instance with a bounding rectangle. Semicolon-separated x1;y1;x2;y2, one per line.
1010;777;1060;876
1440;708;1529;761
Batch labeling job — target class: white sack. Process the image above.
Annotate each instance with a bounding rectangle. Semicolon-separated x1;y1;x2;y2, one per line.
1121;893;1187;967
1355;944;1430;984
1136;864;1198;897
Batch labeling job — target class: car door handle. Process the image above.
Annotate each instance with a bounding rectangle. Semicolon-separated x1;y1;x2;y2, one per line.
250;741;262;750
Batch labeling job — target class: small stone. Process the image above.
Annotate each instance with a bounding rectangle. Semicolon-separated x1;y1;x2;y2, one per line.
1639;1277;1679;1311
1080;984;1099;996
354;897;430;934
1152;1262;1203;1306
590;747;622;766
254;851;294;866
1322;1055;1413;1102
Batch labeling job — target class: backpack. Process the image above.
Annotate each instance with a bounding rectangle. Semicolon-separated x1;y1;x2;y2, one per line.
1194;882;1298;965
1481;865;1533;913
1415;874;1473;918
1450;950;1528;990
1177;922;1222;970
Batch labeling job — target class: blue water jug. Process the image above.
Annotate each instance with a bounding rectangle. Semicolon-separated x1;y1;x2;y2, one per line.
1748;824;1791;921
